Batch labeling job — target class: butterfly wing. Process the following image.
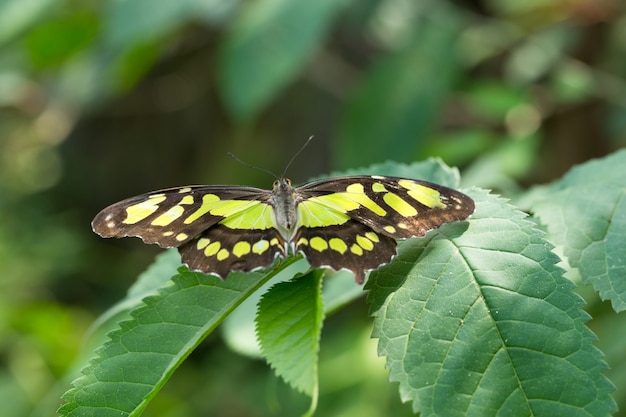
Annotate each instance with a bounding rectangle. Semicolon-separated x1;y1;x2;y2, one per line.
92;176;474;282
296;175;474;238
294;176;474;282
294;220;396;284
92;185;286;278
178;225;286;277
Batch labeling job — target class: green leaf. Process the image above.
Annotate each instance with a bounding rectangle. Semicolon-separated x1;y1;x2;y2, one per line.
108;40;161;92
58;259;300;417
367;189;616;417
0;0;55;46
102;0;233;91
461;81;529;121
530;149;626;312
256;270;324;401
24;13;99;69
334;14;460;169
217;0;347;122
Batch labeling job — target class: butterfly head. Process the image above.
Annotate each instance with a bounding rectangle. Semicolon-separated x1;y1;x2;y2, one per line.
273;177;292;190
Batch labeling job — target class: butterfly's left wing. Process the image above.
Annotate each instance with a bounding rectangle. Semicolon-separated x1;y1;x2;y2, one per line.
92;185;286;278
294;176;474;283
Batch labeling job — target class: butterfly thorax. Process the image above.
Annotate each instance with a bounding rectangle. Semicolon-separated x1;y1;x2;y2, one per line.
270;177;299;241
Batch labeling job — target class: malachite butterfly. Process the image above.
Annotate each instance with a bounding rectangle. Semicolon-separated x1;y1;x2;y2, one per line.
92;174;474;283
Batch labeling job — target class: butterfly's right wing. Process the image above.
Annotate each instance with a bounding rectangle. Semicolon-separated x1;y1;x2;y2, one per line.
92;185;288;278
92;186;273;247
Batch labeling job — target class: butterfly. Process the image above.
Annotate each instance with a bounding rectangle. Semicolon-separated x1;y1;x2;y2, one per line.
92;175;474;284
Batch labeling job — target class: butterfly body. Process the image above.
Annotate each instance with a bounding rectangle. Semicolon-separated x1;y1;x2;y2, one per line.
92;175;474;283
270;178;299;240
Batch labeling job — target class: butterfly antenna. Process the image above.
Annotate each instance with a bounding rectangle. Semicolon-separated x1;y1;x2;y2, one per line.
281;135;314;178
227;152;278;179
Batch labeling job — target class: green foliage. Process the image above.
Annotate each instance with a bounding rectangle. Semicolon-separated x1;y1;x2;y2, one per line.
59;257;302;417
0;0;56;46
25;13;99;69
530;149;626;312
369;188;614;416
3;1;626;416
56;157;623;416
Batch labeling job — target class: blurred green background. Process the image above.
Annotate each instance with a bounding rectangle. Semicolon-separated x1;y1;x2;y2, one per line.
1;0;625;416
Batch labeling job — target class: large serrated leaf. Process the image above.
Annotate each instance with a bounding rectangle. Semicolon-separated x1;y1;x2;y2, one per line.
530;149;626;312
256;270;324;399
58;259;300;417
367;189;616;417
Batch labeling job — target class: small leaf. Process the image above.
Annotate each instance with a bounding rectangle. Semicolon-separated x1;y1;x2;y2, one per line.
530;149;626;312
367;189;616;417
256;270;325;399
